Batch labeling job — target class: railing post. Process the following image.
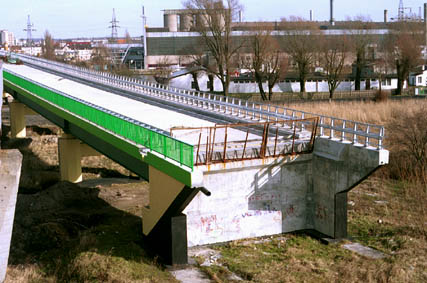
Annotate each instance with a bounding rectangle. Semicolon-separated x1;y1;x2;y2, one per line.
180;143;183;166
353;124;358;144
364;126;370;147
341;121;346;141
378;127;384;150
319;117;324;137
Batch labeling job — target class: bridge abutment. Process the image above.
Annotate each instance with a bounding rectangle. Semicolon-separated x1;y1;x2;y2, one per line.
184;138;389;246
0;150;23;282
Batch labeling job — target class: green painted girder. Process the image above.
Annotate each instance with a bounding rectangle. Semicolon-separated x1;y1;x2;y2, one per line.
3;70;193;186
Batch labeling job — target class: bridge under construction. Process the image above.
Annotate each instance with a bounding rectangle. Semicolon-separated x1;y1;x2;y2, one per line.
1;52;388;265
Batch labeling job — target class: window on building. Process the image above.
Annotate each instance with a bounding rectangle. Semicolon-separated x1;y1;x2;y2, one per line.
418;77;422;84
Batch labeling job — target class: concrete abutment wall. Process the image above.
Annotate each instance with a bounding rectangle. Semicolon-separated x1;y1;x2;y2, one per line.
0;150;22;283
185;138;388;246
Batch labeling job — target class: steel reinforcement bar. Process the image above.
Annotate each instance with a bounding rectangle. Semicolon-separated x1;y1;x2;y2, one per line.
3;52;385;149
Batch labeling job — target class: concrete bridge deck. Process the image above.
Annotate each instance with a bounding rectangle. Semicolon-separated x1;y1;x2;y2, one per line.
1;52;389;265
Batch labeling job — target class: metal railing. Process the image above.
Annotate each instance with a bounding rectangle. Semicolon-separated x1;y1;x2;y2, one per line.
2;52;385;150
3;69;194;169
171;118;319;165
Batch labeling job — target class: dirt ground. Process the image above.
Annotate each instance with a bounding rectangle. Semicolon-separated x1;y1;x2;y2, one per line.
2;104;178;282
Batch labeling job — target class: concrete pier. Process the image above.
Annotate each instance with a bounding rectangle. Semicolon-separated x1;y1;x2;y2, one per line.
0;150;23;282
58;133;101;183
1;61;3;145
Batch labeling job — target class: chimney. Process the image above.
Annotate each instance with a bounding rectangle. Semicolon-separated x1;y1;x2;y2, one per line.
239;10;243;22
384;10;388;23
424;3;427;47
330;0;335;25
310;10;314;21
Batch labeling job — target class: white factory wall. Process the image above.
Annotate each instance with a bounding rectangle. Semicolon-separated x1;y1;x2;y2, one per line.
169;73;401;93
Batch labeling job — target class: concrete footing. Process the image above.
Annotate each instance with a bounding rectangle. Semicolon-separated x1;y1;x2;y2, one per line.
0;150;23;282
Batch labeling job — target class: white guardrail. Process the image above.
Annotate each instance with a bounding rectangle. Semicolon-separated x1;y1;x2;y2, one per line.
1;51;384;149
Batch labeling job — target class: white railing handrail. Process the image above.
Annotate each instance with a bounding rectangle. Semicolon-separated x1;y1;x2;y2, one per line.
1;51;385;149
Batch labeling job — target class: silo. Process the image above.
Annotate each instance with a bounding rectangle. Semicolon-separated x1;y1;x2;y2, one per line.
180;14;193;31
164;13;178;32
196;13;209;29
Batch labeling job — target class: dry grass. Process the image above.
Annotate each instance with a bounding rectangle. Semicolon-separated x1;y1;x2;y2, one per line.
199;177;427;282
198;99;427;282
287;99;426;126
289;99;427;182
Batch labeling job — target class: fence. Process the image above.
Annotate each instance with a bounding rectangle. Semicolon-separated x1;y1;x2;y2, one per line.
230;90;379;103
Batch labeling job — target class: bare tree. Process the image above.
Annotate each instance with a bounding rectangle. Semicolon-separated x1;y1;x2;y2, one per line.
183;0;243;96
390;23;423;95
248;26;287;100
319;35;350;99
280;17;319;93
125;29;132;44
90;45;111;70
42;30;56;60
347;16;374;91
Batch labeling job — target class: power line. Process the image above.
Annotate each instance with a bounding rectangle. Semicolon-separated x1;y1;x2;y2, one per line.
23;15;36;47
109;8;120;41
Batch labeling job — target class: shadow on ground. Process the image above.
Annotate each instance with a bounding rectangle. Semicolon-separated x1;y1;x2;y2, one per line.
1;121;175;281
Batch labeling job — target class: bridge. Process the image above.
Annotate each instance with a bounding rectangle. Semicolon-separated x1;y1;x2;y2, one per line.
0;51;389;265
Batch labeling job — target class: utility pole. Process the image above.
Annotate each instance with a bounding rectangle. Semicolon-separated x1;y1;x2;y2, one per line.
142;5;148;69
109;8;120;42
23;15;36;48
398;0;405;21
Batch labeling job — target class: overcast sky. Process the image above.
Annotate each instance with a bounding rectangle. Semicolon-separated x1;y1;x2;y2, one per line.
1;0;424;39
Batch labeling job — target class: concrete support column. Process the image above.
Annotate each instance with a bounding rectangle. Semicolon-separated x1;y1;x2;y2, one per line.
0;149;23;282
1;61;3;146
58;133;101;183
58;133;83;183
142;165;186;235
9;101;26;138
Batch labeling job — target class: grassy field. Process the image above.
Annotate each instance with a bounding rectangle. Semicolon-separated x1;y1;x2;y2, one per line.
196;99;427;282
2;98;426;282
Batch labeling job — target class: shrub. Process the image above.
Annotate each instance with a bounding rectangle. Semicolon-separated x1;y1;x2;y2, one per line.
386;105;427;183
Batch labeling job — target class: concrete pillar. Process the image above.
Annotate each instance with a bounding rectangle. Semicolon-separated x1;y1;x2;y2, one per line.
58;133;83;183
312;138;389;238
142;165;186;235
0;149;23;282
196;13;209;29
58;133;101;183
9;101;37;138
1;61;3;147
9;101;26;138
164;14;178;32
180;14;193;31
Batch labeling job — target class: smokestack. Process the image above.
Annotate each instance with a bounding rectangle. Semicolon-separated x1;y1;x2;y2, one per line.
424;3;427;47
239;10;243;22
330;0;335;25
384;10;388;23
310;10;314;21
